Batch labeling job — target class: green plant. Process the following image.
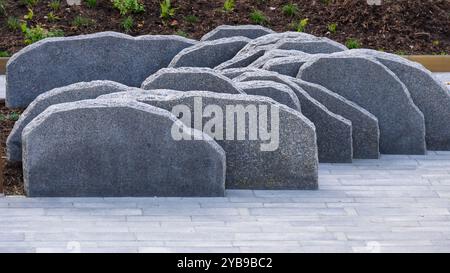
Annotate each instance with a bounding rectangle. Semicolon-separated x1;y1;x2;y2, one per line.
1;111;20;121
24;8;34;20
47;12;59;22
345;38;360;49
49;0;61;11
160;0;175;20
282;3;298;17
327;23;337;33
20;0;39;7
249;10;267;25
0;51;10;57
223;0;235;13
21;24;64;45
121;16;134;32
8;112;20;121
7;16;21;31
175;30;188;37
113;0;144;16
72;16;94;28
395;50;407;56
184;15;198;24
295;18;309;32
84;0;97;8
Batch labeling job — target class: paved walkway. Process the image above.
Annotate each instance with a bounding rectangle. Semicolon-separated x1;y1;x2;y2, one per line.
1;152;450;253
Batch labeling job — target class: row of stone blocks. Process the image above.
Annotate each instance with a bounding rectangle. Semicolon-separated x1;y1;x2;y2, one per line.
5;25;450;197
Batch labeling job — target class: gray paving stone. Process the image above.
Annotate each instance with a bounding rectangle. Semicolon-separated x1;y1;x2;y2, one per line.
98;91;319;190
290;78;380;159
169;37;250;68
235;80;301;111
141;67;244;94
6;81;131;162
5;32;196;108
298;56;426;155
22;99;226;197
235;70;353;163
201;25;274;41
345;49;450;151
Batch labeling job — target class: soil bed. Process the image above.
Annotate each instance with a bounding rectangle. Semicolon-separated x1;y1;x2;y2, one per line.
0;0;449;55
1;101;24;195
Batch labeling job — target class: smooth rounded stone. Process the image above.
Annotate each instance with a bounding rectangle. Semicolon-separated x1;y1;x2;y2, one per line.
273;37;348;54
22;99;226;197
168;37;251;68
6;81;131;162
235;71;353;163
290;78;380;159
344;49;450;151
237;32;317;55
214;49;266;70
218;68;265;79
141;67;244;94
298;56;426;155
6;32;197;108
201;25;275;41
115;91;319;190
235;81;301;111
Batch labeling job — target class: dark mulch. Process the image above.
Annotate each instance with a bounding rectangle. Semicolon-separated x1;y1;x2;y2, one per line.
0;101;24;195
0;0;449;55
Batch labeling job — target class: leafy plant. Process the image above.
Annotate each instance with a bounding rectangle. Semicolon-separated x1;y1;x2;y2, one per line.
295;18;309;32
160;0;175;20
0;51;10;57
327;23;337;33
395;50;407;56
184;15;198;24
21;24;64;45
249;10;267;25
84;0;97;8
24;8;34;20
8;112;20;121
175;30;188;38
7;16;21;31
47;12;59;22
345;38;360;49
20;0;39;7
121;16;134;32
1;111;20;121
113;0;145;16
49;0;61;11
282;3;298;17
223;0;235;13
72;16;94;28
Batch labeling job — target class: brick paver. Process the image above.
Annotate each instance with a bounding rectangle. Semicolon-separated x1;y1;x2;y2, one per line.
1;152;450;253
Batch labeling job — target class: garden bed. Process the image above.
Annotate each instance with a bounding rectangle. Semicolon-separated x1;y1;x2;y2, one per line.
0;101;23;195
0;0;449;56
